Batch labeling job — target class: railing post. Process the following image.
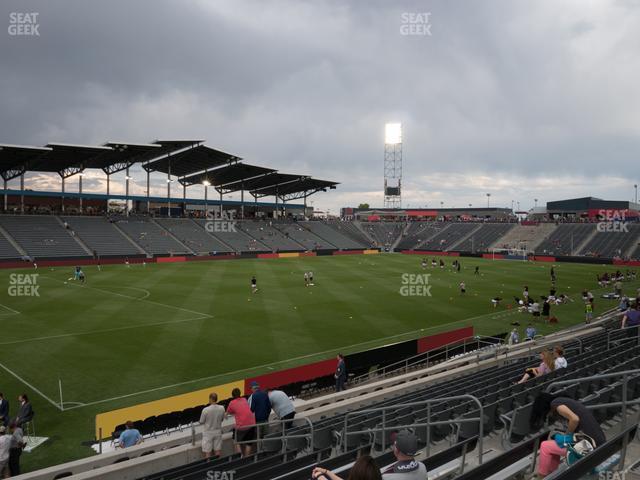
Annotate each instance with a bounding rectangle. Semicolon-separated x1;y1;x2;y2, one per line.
98;428;102;454
381;409;387;451
426;403;431;457
343;412;350;453
622;373;628;430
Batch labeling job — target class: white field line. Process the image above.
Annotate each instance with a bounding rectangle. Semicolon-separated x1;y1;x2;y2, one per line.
0;315;212;347
32;273;632;412
0;360;63;411
40;276;212;318
61;308;522;411
0;303;21;316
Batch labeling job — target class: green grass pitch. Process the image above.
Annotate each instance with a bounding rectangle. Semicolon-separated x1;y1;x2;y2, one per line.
0;254;636;471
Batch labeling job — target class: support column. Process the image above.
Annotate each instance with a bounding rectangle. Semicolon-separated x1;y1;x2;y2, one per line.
254;194;258;218
61;175;65;214
146;170;150;213
20;174;24;214
204;185;208;216
274;192;278;219
241;187;245;220
219;191;223;216
167;163;171;218
3;178;7;212
106;173;110;196
183;183;186;217
125;166;130;217
303;194;308;219
79;173;83;214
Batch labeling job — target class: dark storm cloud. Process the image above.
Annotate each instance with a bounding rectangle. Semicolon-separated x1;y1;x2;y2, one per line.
1;0;639;210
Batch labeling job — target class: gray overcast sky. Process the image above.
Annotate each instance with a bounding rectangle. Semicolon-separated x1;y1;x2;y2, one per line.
1;0;639;212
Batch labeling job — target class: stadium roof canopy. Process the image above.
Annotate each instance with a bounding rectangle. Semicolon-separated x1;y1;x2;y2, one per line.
143;144;241;177
98;142;164;173
221;172;304;195
255;177;339;200
31;143;114;177
179;163;276;187
0;143;51;181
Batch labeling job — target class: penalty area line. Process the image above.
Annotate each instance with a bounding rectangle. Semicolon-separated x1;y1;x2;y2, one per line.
0;360;62;411
40;276;212;318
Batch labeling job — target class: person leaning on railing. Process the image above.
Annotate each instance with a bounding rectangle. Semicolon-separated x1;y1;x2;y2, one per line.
621;302;640;343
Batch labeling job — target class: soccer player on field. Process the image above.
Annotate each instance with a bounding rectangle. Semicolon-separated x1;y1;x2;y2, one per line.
78;268;85;283
474;266;480;275
459;282;466;295
304;272;308;287
308;271;314;286
251;276;258;294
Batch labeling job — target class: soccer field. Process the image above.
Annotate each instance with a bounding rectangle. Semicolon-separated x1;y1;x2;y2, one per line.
0;254;636;470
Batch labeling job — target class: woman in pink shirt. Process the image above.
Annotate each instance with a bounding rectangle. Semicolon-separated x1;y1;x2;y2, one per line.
517;350;555;384
226;388;256;456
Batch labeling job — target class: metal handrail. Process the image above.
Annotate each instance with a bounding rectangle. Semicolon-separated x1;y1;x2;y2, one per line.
350;335;506;386
546;368;640;430
232;416;314;454
607;324;640;349
342;394;485;465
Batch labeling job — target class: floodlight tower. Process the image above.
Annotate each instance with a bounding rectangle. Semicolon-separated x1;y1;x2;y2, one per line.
384;123;402;208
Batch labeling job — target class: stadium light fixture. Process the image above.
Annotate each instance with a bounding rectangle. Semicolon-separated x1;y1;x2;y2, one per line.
385;123;402;145
202;180;211;187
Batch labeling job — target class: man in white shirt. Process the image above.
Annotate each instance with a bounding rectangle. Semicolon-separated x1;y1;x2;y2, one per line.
200;393;225;458
0;426;11;476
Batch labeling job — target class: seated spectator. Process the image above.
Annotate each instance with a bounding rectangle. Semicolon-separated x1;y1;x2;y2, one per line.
118;421;142;448
553;346;567;370
380;430;427;479
508;328;519;346
530;393;606;477
517;350;555;384
226;387;256;457
525;323;537;341
312;455;382;480
0;426;10;477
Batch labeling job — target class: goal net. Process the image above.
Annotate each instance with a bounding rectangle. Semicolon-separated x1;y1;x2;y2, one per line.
491;247;528;261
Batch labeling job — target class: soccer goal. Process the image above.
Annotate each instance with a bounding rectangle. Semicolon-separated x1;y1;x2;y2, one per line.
491;247;528;261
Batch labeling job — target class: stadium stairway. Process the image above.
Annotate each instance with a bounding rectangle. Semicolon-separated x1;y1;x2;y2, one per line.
0;215;90;259
445;224;483;251
0;222;26;258
60;216;143;257
490;223;557;252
